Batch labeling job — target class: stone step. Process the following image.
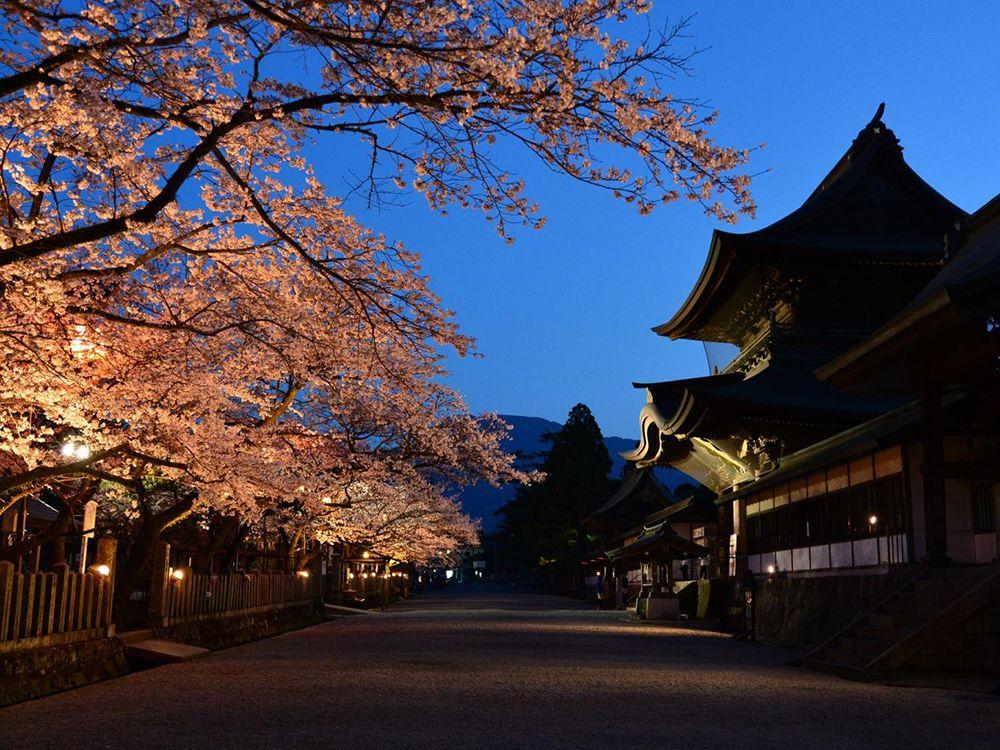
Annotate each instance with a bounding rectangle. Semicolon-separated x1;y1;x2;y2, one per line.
853;623;911;642
909;580;960;595
818;647;869;667
803;658;866;680
897;590;955;607
880;599;940;619
866;612;926;629
924;566;993;584
837;636;889;654
125;639;210;665
118;628;155;644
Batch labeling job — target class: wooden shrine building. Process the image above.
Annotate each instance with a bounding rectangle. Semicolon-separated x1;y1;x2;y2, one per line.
582;469;716;614
616;106;1000;669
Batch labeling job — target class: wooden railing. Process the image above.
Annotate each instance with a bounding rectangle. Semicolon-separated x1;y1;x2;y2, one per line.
149;544;320;627
867;563;1000;673
0;558;115;653
153;571;319;627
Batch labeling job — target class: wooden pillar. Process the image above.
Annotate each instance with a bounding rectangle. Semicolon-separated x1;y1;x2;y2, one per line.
733;499;747;576
921;385;949;564
716;503;732;578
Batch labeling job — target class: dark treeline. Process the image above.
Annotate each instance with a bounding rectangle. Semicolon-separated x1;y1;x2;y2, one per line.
493;403;616;584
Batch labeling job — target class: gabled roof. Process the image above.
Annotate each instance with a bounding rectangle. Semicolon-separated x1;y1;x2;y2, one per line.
606;522;710;561
643;491;717;525
28;497;60;523
655;105;967;343
583;468;673;531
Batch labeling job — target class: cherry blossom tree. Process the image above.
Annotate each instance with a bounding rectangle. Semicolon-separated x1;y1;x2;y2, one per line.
0;1;755;574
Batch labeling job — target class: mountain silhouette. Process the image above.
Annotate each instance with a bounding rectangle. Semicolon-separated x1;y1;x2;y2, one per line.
462;414;691;533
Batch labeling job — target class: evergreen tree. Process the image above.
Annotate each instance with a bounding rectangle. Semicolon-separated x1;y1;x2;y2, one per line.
496;404;616;580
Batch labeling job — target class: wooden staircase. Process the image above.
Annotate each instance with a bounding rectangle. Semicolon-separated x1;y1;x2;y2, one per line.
804;564;1000;679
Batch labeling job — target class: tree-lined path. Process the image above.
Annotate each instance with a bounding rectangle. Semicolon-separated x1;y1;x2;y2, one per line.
2;585;997;749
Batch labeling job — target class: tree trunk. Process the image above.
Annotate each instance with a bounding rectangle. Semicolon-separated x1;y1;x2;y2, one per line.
202;515;240;573
113;497;193;627
218;521;249;573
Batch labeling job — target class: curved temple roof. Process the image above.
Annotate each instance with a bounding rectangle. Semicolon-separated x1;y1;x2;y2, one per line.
583;467;673;530
621;367;903;491
655;105;967;343
606;522;710;562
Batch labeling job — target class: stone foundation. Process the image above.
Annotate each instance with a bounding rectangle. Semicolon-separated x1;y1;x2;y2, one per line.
154;604;326;650
751;568;917;647
0;636;128;707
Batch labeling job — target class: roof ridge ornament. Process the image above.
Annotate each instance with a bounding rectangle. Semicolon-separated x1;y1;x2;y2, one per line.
869;101;886;128
850;101;899;155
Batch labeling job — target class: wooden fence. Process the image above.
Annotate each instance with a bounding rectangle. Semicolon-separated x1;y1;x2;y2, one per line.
0;538;117;653
150;544;320;627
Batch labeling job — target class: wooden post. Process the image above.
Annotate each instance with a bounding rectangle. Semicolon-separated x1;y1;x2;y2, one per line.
95;537;117;633
55;565;70;633
0;561;14;642
17;497;27;571
78;500;98;573
149;541;171;628
921;385;949;564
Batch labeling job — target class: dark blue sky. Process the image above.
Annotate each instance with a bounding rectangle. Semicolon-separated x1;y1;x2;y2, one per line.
309;1;1000;438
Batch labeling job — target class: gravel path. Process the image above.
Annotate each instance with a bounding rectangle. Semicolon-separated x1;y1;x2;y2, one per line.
2;583;997;749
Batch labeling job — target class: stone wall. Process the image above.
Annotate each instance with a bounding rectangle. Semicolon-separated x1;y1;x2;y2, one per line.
752;568;917;648
0;636;128;707
155;604;325;650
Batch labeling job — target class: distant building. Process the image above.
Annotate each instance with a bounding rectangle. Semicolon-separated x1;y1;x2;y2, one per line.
582;468;716;616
